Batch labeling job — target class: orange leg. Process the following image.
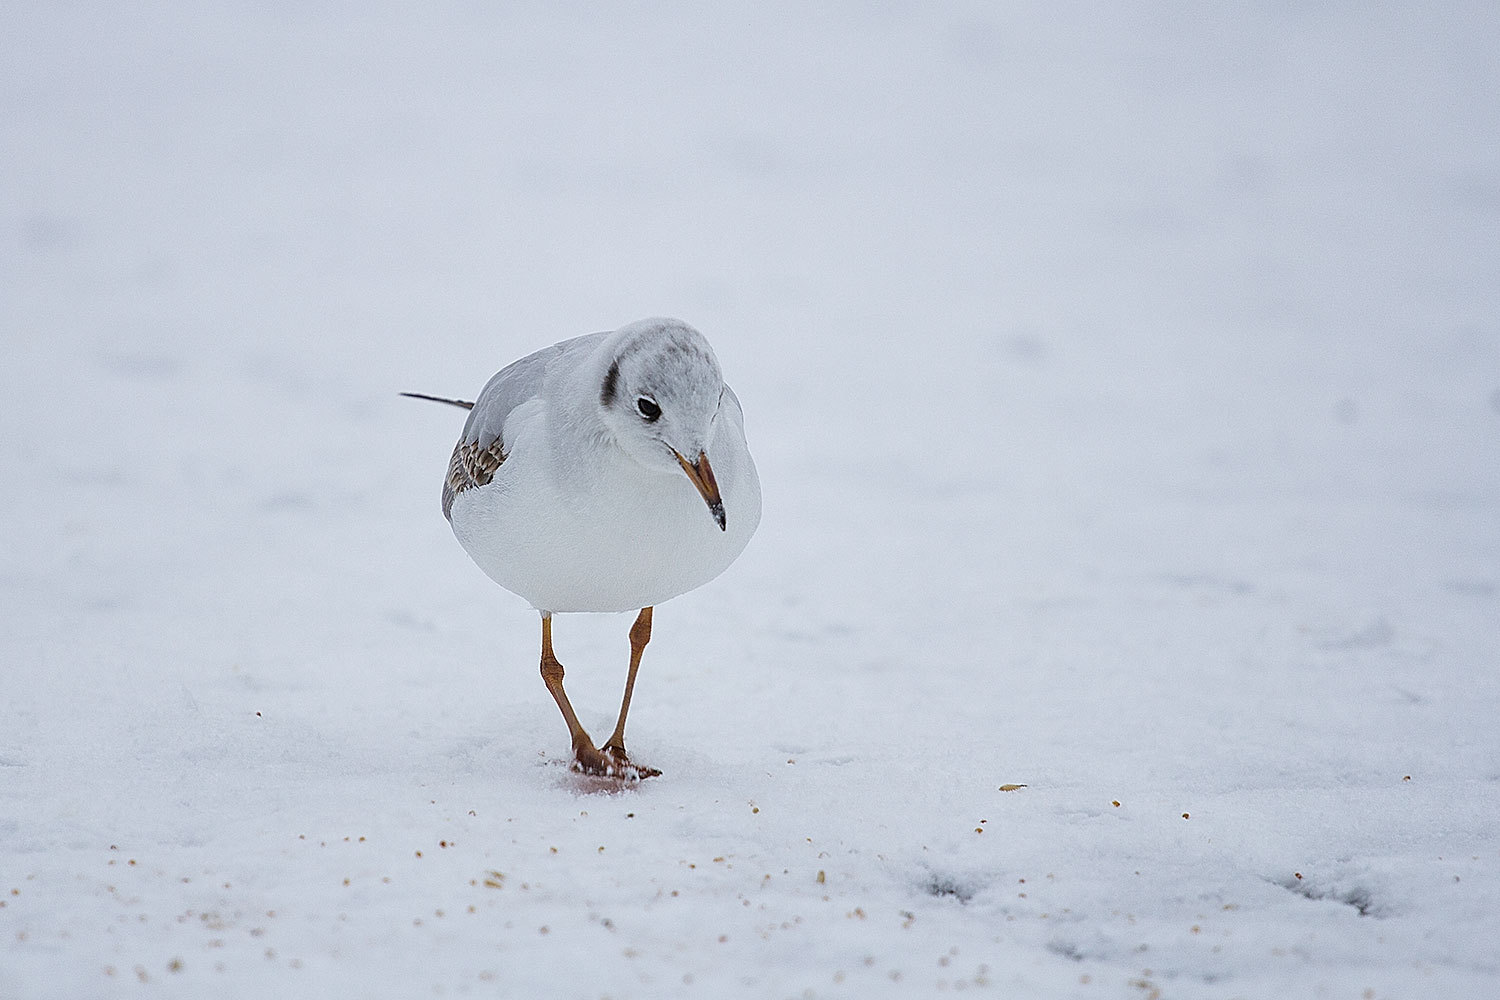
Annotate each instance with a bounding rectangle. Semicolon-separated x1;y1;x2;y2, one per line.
538;614;594;756
538;613;656;780
601;608;660;778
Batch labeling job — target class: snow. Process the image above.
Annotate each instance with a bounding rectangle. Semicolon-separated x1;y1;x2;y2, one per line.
3;3;1499;997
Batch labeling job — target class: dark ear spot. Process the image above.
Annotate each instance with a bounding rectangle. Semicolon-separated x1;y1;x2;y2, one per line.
600;360;620;406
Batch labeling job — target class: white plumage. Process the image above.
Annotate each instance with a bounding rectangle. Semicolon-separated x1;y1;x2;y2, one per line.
446;319;760;612
412;317;760;779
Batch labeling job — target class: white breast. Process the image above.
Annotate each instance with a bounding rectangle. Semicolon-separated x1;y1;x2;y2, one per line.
449;409;761;614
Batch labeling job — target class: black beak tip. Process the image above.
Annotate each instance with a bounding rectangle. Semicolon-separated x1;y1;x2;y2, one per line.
711;502;727;532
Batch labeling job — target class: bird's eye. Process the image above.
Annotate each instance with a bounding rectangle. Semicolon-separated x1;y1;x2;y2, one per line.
636;396;661;422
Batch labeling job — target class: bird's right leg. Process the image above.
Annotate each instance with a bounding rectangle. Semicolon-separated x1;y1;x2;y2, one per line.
538;614;646;779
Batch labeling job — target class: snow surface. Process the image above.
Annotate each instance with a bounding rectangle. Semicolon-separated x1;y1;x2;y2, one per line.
4;3;1499;998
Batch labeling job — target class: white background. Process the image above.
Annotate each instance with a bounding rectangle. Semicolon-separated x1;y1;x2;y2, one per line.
4;3;1498;997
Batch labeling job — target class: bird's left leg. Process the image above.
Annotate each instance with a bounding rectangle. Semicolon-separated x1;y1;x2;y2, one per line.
601;607;660;777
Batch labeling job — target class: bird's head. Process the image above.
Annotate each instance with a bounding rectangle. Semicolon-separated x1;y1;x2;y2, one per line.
596;318;729;531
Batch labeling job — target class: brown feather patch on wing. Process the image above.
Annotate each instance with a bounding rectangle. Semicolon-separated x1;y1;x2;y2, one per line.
442;437;506;520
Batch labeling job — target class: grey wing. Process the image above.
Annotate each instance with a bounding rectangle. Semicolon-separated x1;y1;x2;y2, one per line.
441;331;609;519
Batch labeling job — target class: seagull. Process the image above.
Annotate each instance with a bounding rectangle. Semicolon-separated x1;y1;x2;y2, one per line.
405;318;761;780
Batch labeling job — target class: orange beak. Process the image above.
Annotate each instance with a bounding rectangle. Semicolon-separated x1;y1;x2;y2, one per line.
674;450;726;531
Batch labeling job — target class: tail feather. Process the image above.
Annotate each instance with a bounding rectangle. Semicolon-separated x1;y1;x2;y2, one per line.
401;392;475;411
